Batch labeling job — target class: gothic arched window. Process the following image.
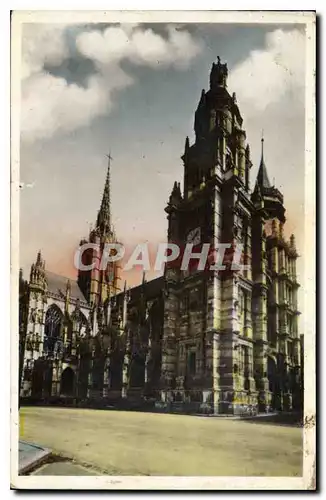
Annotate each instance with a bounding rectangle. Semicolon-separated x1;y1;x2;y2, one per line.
78;312;88;338
44;305;63;356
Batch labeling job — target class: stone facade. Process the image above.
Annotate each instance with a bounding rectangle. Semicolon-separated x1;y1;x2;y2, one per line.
19;58;302;414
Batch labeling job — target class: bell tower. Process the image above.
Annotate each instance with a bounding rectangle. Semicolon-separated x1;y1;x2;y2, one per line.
160;57;255;414
251;137;301;411
77;155;122;309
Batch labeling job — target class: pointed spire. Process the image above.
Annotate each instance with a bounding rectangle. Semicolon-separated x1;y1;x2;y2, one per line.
256;134;271;190
198;89;205;107
92;300;98;336
185;136;190;154
65;279;71;312
36;250;42;265
30;250;46;289
272;219;278;237
142;271;146;286
97;153;113;232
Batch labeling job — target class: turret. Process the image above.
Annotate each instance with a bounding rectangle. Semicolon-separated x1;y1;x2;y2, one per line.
290;234;296;251
184;136;190;156
245;144;252;189
78;154;122;305
289;234;298;259
252;136;285;222
194;89;208;140
168;181;182;208
122;280;130;329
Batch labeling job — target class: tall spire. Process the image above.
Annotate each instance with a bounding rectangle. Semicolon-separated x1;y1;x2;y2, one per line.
256;134;271;189
97;153;113;232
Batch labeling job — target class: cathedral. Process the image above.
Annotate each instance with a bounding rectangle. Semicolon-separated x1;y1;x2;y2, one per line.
19;57;303;415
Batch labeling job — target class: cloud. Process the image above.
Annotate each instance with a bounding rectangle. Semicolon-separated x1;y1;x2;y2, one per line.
21;24;203;142
226;28;305;191
228;28;305;114
21;62;133;142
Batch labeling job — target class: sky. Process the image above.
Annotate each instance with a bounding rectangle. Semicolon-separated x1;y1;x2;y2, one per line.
20;22;306;311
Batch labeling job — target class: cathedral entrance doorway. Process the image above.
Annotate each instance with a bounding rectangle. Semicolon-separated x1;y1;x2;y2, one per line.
130;354;145;388
267;355;280;410
60;367;75;396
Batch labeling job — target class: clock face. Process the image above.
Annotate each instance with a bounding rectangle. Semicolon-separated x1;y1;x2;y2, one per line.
186;227;201;245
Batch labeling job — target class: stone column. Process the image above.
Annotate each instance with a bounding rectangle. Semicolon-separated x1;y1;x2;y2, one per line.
87;348;95;398
71;323;78;357
160;280;178;401
21;357;33;398
20;292;45;397
122;328;130;399
252;209;270;412
144;316;152;387
90;234;101;306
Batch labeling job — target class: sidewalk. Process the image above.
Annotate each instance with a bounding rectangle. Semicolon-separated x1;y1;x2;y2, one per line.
19;441;51;475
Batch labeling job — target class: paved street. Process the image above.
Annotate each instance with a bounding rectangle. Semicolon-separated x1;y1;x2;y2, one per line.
19;440;51;474
20;407;303;476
